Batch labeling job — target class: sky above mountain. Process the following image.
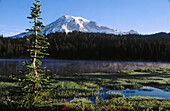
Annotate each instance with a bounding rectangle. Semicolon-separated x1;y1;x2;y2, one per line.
1;0;170;36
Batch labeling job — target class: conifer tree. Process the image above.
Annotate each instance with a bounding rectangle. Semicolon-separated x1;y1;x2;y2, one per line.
26;0;50;92
5;0;51;109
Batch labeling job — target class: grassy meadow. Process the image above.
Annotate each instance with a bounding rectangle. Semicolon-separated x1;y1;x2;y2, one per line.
0;68;170;111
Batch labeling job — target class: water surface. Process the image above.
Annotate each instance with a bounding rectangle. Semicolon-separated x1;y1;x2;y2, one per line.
86;86;170;103
107;86;170;100
1;59;170;74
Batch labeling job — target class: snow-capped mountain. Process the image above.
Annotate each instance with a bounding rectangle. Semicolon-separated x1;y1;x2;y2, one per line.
10;15;138;38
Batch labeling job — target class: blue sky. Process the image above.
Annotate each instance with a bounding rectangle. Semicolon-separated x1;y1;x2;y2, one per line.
1;0;170;36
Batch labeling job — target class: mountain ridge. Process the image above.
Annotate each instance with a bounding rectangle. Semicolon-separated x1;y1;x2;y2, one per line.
10;15;138;38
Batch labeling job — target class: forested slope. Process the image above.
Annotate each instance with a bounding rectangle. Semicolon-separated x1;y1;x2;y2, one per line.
0;31;170;62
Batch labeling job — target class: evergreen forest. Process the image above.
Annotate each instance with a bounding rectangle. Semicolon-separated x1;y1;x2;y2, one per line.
0;32;170;62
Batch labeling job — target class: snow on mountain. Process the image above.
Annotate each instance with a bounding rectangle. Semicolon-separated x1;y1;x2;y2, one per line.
42;15;91;35
10;15;138;38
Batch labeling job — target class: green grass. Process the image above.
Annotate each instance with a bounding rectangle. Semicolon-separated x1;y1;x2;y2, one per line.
135;68;170;74
1;95;170;111
50;81;100;99
0;82;19;98
106;92;123;99
1;68;170;110
0;82;19;89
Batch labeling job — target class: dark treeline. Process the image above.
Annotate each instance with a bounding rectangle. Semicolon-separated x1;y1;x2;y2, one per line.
1;31;170;62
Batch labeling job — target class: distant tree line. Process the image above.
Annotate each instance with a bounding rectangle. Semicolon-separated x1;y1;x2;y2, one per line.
1;31;170;62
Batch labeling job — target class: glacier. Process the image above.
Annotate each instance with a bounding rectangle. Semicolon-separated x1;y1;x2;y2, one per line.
10;15;138;38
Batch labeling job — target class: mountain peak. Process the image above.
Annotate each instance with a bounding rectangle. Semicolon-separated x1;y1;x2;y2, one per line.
10;15;138;38
61;15;90;23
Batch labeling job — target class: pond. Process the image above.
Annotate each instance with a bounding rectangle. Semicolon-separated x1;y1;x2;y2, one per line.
106;86;170;100
1;59;170;74
69;86;170;103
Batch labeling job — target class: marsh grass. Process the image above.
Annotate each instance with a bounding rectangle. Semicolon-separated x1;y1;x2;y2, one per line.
0;82;18;89
135;68;170;74
106;92;123;99
0;69;170;110
0;82;19;96
50;81;100;99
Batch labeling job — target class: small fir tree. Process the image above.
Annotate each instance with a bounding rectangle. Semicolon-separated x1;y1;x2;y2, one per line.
4;0;51;109
26;0;50;93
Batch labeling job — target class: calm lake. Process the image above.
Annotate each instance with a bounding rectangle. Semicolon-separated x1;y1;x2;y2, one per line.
1;59;170;74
